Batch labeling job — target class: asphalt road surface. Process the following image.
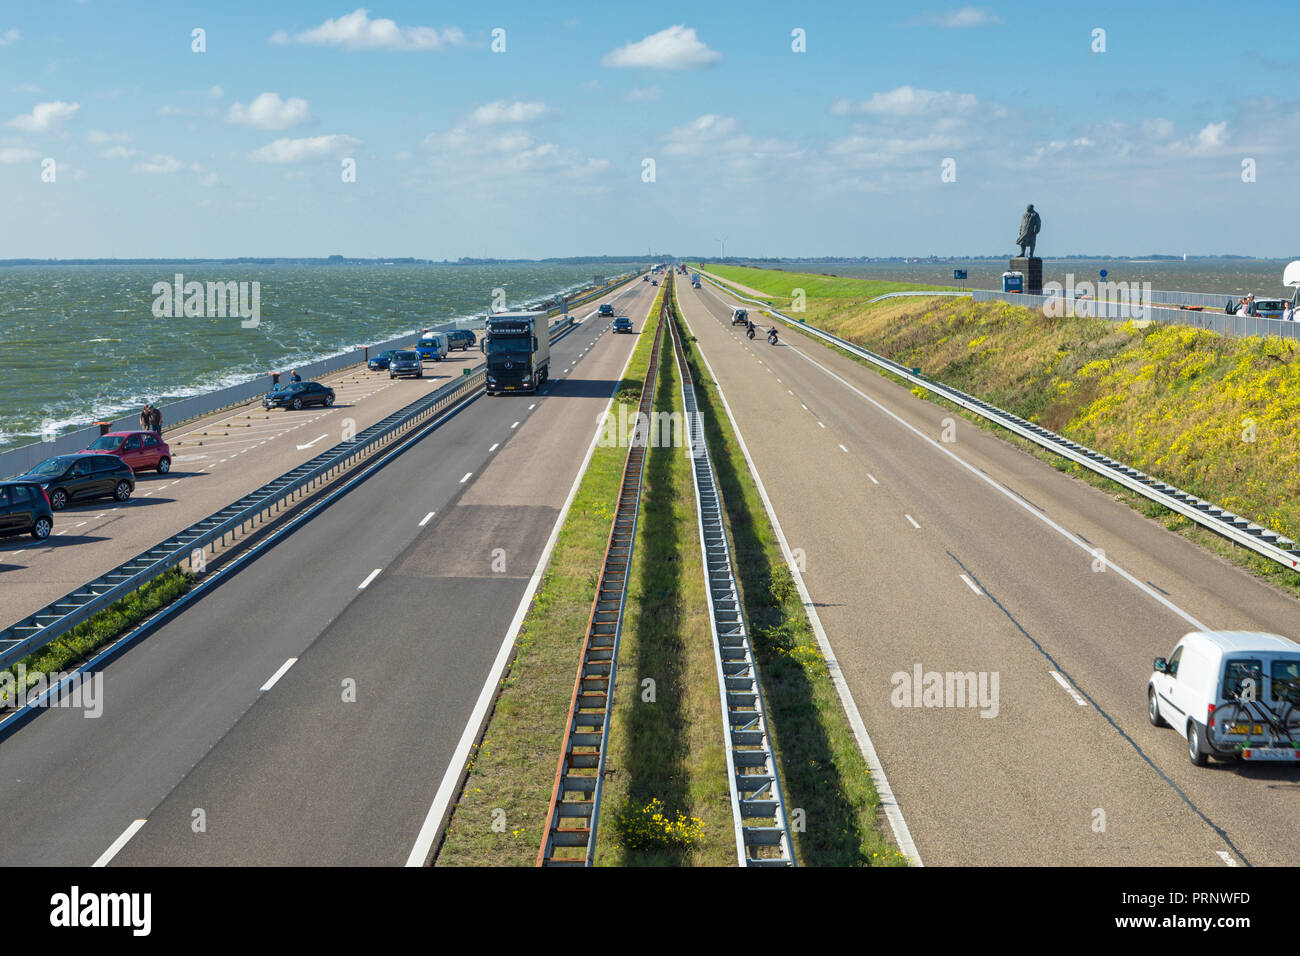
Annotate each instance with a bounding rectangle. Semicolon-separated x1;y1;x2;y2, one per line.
0;279;655;865
677;277;1300;867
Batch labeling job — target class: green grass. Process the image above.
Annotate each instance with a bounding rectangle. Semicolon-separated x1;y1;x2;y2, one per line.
692;262;959;318
2;568;195;708
435;290;665;867
593;313;732;866
669;285;909;866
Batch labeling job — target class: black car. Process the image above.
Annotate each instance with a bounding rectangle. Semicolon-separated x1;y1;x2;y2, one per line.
263;381;336;410
445;329;476;351
367;349;399;370
598;304;615;316
389;350;423;379
0;480;54;539
613;316;633;334
15;454;135;511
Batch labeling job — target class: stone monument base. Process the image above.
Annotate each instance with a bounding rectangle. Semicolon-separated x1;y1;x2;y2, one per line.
1009;257;1043;295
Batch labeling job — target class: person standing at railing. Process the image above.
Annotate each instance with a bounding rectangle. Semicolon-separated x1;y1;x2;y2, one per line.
1284;302;1296;322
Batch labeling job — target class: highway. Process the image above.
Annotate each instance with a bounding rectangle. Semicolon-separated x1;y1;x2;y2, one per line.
0;278;656;866
675;277;1300;867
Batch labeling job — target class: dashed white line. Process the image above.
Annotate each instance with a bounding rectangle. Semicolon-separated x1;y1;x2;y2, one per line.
838;444;848;453
1049;670;1088;706
261;657;299;692
959;574;983;595
818;421;826;429
358;568;382;589
419;511;436;527
904;514;920;529
511;421;520;429
489;443;499;452
92;819;147;868
528;403;536;410
800;403;808;410
1216;850;1239;867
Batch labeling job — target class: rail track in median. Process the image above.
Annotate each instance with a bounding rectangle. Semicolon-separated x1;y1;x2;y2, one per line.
536;291;666;866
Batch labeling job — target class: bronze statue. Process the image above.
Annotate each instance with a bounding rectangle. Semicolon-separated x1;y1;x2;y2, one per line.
1016;204;1041;258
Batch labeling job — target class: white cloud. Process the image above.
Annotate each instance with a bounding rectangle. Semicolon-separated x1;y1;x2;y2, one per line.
0;29;19;46
270;8;466;51
86;130;132;145
100;145;137;159
469;100;548;125
919;6;1002;28
625;86;662;103
209;85;224;99
664;114;739;155
831;86;977;117
0;146;40;163
601;25;721;70
134;154;193;174
228;92;313;130
250;133;359;163
7;100;80;132
1141;117;1174;139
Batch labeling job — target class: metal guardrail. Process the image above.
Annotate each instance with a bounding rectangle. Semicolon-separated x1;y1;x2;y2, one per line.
537;296;666;866
667;279;795;867
697;274;1300;576
0;316;595;675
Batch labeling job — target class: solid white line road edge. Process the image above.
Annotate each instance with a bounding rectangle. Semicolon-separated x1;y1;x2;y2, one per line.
675;295;923;867
261;657;299;692
92;819;147;868
403;308;645;868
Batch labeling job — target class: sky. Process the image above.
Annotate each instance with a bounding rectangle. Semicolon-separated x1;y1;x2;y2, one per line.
0;0;1297;260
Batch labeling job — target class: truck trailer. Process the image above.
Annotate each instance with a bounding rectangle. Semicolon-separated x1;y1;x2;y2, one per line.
484;311;550;395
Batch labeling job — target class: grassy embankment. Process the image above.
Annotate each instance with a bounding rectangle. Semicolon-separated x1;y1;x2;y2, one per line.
669;284;908;866
703;263;1300;592
1;569;195;709
437;285;672;866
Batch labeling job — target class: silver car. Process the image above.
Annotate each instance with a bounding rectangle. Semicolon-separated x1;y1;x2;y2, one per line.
389;350;423;379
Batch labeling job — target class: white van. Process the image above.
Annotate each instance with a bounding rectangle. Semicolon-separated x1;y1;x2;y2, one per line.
1148;631;1300;765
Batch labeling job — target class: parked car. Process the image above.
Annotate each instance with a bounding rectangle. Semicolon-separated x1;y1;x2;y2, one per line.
14;454;135;511
82;430;171;474
389;350;423;379
415;334;445;361
732;308;749;325
1149;630;1300;765
613;316;633;334
598;304;615;317
643;275;650;282
368;349;399;371
263;381;336;410
445;329;476;351
0;480;53;539
1252;298;1290;319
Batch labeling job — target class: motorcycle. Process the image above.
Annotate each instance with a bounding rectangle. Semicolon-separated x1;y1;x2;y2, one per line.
767;328;778;345
746;325;755;340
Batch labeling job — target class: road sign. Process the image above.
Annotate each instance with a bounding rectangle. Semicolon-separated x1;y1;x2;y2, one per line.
954;269;968;280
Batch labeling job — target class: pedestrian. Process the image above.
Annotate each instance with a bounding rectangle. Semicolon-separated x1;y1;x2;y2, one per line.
290;369;302;383
150;405;162;433
139;404;151;431
1284;302;1296;322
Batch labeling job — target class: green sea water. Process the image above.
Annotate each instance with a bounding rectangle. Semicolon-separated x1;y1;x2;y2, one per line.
0;262;641;453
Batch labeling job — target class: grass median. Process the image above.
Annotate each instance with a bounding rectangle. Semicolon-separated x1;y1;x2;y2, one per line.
436;289;665;867
670;285;908;866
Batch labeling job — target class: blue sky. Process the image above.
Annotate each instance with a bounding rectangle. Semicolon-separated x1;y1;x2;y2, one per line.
0;1;1297;259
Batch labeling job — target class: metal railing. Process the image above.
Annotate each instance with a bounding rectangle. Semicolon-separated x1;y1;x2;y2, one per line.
667;278;795;867
697;274;1300;576
537;296;665;866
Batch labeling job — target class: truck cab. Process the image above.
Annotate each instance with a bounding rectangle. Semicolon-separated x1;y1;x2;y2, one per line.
484;311;550;395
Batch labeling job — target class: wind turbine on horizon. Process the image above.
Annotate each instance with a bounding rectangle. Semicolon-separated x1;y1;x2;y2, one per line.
715;237;726;260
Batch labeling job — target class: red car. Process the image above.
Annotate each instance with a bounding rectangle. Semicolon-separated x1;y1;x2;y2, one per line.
81;430;172;473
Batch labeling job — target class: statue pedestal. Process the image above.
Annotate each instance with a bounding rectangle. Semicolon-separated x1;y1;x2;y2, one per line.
1009;257;1042;295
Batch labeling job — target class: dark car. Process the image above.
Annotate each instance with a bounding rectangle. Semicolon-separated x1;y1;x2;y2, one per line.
15;454;135;511
731;308;749;325
598;304;615;317
368;349;399;370
613;316;633;334
82;430;171;474
263;381;336;410
0;480;53;540
445;329;476;351
389;350;423;379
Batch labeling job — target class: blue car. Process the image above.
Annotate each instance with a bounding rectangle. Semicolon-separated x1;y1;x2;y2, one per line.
367;349;399;370
415;336;444;361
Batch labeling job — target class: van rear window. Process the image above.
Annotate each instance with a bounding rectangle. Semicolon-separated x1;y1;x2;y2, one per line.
1222;659;1263;700
1272;659;1300;704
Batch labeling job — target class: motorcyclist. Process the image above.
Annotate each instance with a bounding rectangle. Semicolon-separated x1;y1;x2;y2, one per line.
746;325;755;340
767;326;778;344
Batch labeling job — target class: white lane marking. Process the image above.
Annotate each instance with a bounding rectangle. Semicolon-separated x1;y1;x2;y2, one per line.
358;568;382;589
1216;850;1239;867
406;306;642;869
528;403;536;410
905;514;920;529
511;421;520;429
959;573;983;595
419;511;436;527
838;444;848;453
488;443;499;452
75;522;87;528
93;819;147;867
818;421;826;429
295;433;328;450
868;474;879;484
672;300;922;866
782;343;1210;631
261;657;299;692
1049;670;1088;706
788;390;793;395
460;472;472;483
800;403;808;410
